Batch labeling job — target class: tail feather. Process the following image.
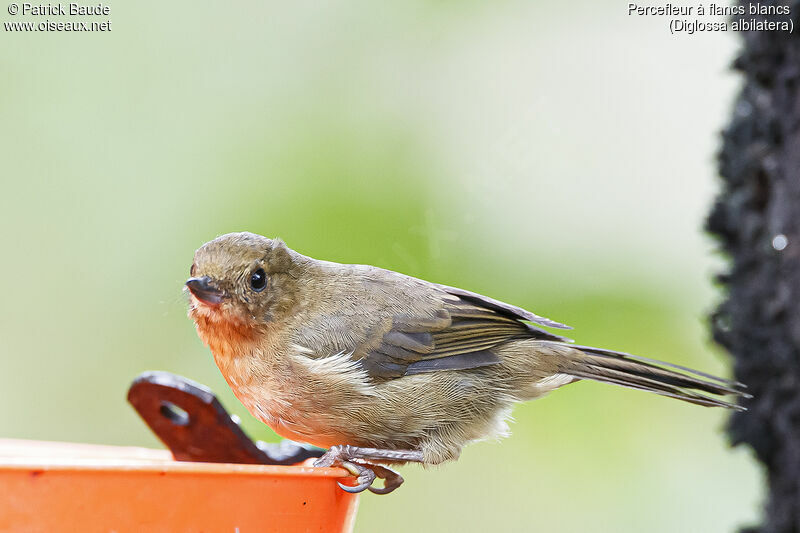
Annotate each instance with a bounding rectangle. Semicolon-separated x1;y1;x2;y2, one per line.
579;351;742;396
560;344;749;411
571;344;745;387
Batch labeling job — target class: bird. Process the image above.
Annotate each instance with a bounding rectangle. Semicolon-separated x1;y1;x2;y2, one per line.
185;231;748;494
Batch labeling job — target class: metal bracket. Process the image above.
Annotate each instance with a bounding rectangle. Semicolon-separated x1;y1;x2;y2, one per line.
127;371;323;465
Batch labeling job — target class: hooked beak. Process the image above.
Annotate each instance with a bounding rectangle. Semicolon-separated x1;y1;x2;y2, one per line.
186;276;226;305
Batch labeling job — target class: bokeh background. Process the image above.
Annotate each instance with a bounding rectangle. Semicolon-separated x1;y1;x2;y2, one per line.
1;2;761;531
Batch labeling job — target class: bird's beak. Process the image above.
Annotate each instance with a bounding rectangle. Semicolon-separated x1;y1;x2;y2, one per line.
186;276;226;305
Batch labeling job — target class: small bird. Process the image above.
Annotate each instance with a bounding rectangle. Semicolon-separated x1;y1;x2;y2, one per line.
186;232;748;494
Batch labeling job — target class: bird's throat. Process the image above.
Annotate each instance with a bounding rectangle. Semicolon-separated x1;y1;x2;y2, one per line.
191;310;260;360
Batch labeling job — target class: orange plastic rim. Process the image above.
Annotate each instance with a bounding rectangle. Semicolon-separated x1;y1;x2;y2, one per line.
0;439;359;532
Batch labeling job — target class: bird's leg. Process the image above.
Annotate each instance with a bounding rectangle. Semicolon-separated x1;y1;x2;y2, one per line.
314;444;425;464
314;445;424;494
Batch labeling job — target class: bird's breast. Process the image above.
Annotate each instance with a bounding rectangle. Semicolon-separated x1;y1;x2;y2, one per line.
213;341;378;449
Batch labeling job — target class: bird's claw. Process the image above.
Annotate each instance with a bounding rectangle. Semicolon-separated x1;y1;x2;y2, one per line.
312;452;337;468
314;446;405;495
337;461;376;493
366;464;404;494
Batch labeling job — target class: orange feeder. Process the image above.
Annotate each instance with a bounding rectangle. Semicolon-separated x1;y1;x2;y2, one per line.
0;373;360;532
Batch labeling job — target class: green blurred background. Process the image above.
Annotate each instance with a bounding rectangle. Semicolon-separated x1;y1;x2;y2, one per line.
1;2;760;531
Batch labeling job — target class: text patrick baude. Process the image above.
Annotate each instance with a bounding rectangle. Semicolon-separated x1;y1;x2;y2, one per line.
20;3;109;16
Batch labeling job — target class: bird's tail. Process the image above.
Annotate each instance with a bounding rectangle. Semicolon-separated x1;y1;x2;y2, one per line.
559;344;750;410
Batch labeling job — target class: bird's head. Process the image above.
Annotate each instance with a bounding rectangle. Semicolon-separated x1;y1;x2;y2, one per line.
186;232;306;352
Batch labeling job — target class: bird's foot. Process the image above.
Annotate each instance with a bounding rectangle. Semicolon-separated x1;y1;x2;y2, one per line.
314;444;422;495
337;461;404;494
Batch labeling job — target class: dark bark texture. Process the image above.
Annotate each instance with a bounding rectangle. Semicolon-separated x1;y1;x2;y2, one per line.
707;2;800;532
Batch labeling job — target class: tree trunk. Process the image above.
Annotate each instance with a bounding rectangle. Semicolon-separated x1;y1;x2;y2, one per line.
707;2;800;532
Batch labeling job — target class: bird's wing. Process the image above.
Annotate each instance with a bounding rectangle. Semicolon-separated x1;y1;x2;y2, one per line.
437;285;572;330
357;286;572;380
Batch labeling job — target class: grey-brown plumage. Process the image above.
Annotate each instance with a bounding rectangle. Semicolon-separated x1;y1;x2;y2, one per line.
186;232;748;493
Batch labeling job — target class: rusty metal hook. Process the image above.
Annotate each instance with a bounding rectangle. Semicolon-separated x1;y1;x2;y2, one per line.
127;371;323;465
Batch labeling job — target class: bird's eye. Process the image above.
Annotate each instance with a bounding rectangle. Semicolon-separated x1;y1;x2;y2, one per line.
250;268;267;292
